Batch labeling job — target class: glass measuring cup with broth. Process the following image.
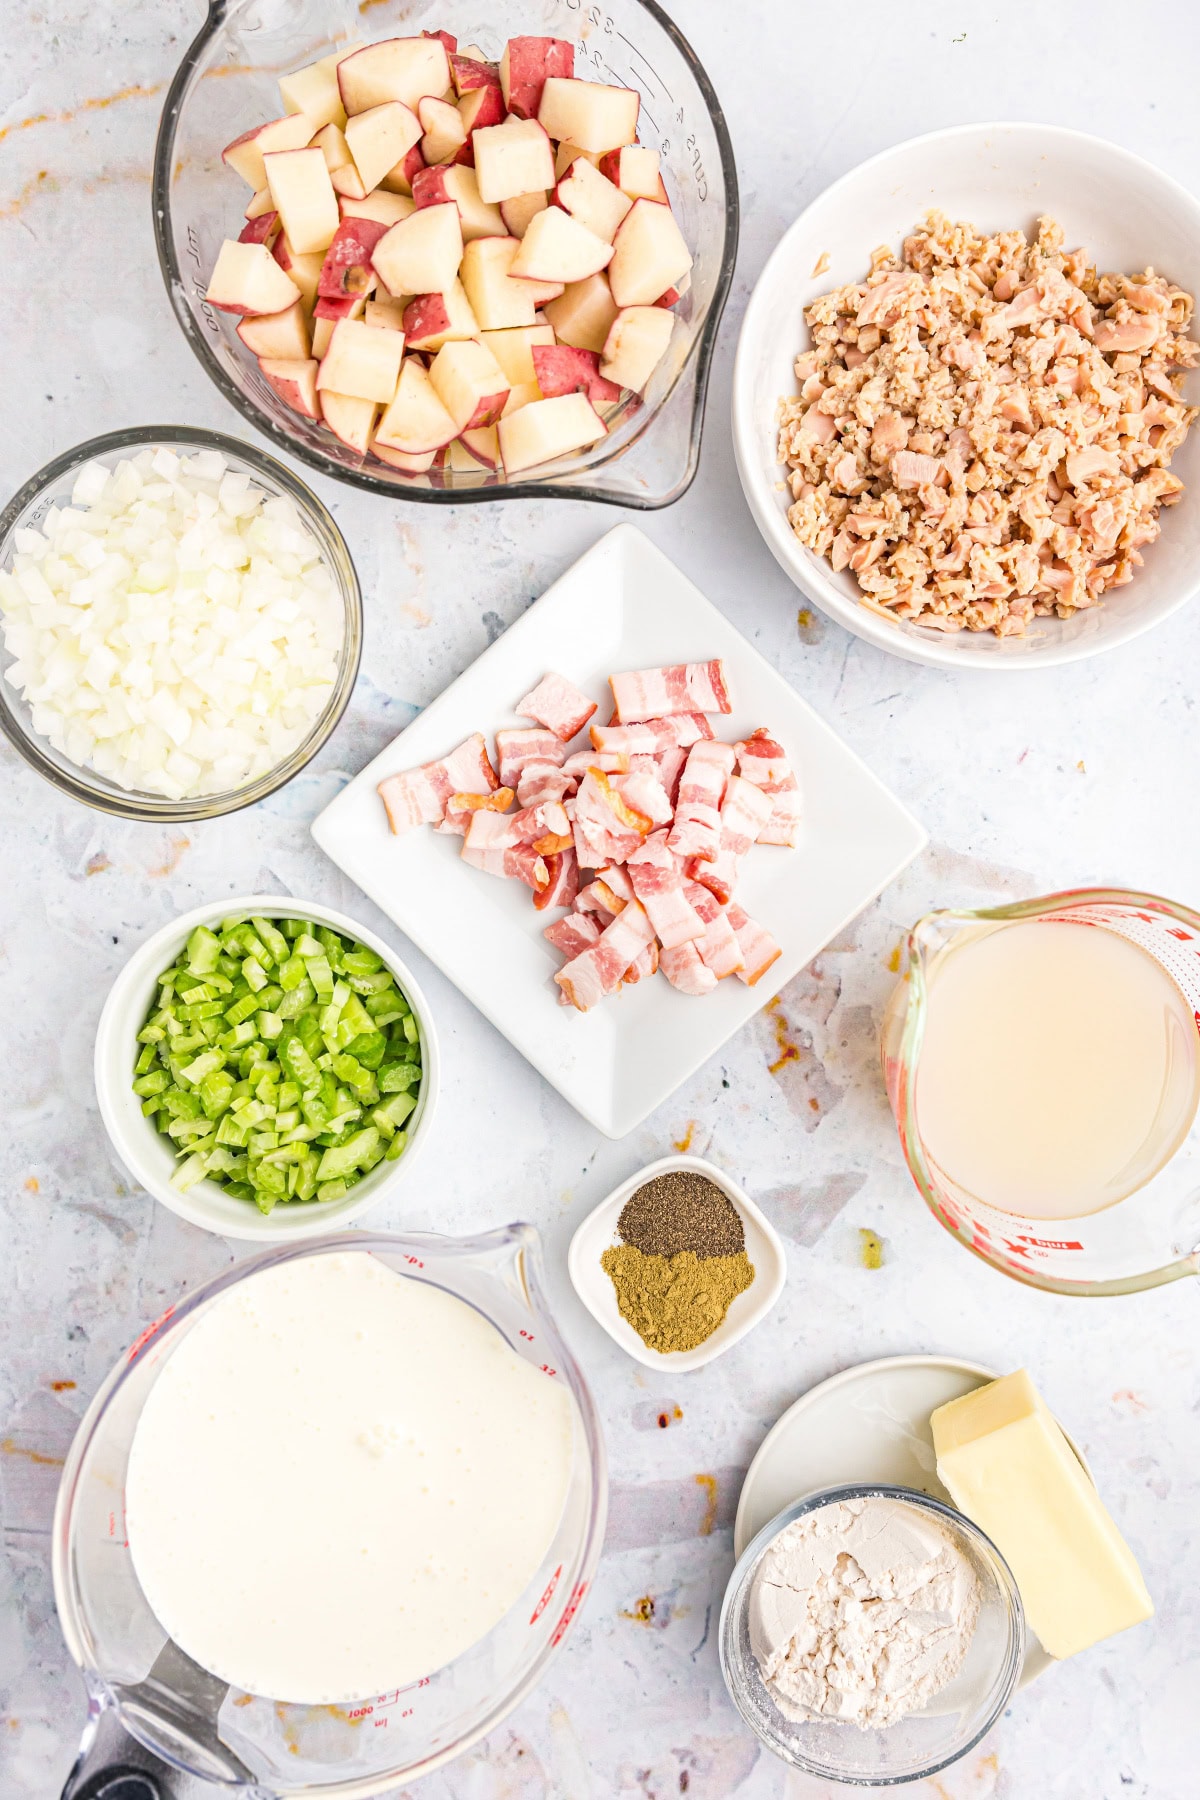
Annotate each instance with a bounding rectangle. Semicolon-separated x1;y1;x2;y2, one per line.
882;888;1200;1295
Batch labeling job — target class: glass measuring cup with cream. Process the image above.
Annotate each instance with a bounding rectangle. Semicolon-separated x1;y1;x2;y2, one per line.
882;889;1200;1295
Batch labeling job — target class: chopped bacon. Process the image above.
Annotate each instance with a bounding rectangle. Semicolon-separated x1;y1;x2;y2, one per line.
727;903;782;985
659;941;718;996
555;898;657;1011
438;785;515;835
689;778;774;904
378;731;497;834
627;830;706;948
614;766;673;825
562;749;630;776
572;768;653;865
590;714;712;755
735;728;803;848
655;744;687;806
461;812;549;889
667;739;736;860
533;847;580;912
609;660;731;722
516;761;577;808
595;863;634;902
494;727;566;789
575;883;621;921
516;671;598;741
543;910;600;958
684;881;746;978
621;939;660;987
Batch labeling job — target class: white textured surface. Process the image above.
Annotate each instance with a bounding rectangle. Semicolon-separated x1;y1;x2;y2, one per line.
2;4;1200;1797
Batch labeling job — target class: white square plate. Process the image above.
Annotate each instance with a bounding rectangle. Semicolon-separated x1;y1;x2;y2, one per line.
311;525;926;1137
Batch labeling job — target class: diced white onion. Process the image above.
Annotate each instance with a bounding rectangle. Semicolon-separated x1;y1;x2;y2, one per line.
0;447;343;799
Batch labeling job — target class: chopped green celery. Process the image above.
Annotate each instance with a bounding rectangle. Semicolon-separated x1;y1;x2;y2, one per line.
166;1118;215;1143
278;1123;319;1145
278;1079;301;1110
254;1188;279;1216
297;1012;324;1056
285;1162;299;1198
300;1092;328;1130
282;918;314;939
342;947;385;976
141;1096;164;1119
220;1020;258;1052
248;1130;280;1154
136;1022;167;1045
176;997;224;1022
241;956;269;993
254;1160;288;1198
216;952;241;978
345;1030;387;1069
170;1032;205;1057
252;917;291;965
224;991;262;1027
338;993;375;1038
324;1019;357;1056
278;952;307;992
379;1061;421;1093
402;1015;420;1044
315;1128;380;1183
240;1043;271;1073
316;1179;351;1202
224;1180;254;1203
274;1108;301;1132
179;1048;225;1085
295;1153;319;1201
305;953;335;998
233;1098;269;1128
133;1069;170;1098
332;1054;378;1105
262;1141;307;1166
367;1007;406;1029
171;1152;210;1191
258;1011;284;1041
185;926;221;975
215;1113;250;1148
284;1036;320;1089
294;932;322;957
319;1108;362;1142
162;1087;203;1120
319;982;350;1037
316;1051;334;1072
374;1090;416;1131
385;1129;409;1161
203;1146;240;1174
198;1070;235;1118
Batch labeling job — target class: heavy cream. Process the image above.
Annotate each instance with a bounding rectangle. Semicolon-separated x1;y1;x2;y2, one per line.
125;1251;575;1703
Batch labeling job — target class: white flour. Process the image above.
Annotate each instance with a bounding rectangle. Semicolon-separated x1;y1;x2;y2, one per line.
748;1496;980;1730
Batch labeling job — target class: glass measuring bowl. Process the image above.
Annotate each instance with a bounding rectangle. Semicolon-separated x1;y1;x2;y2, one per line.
54;1228;607;1797
152;0;738;508
882;887;1200;1297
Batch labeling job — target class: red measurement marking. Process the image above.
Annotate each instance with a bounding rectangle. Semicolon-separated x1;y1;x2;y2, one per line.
529;1564;563;1625
1167;928;1193;941
519;1329;534;1341
550;1580;588;1647
539;1364;557;1378
1012;1234;1084;1251
403;1256;424;1268
348;1705;373;1720
127;1305;175;1361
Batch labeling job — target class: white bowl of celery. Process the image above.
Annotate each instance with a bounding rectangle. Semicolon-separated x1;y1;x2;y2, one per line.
95;895;439;1240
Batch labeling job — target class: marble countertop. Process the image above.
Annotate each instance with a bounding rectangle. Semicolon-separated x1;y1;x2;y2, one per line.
3;2;1200;1795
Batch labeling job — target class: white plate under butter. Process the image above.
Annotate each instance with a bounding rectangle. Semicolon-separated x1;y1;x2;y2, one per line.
733;1353;1095;1687
312;525;926;1137
568;1155;786;1371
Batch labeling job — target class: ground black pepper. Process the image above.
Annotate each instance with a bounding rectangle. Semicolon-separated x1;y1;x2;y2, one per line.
617;1171;745;1259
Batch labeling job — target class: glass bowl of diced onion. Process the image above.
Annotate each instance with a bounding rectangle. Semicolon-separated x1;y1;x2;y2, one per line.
0;425;362;820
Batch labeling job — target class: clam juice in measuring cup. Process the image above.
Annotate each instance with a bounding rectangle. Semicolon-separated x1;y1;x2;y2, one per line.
910;917;1200;1221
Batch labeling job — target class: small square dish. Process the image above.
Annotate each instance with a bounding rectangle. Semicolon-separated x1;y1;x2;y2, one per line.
567;1155;787;1371
311;524;926;1136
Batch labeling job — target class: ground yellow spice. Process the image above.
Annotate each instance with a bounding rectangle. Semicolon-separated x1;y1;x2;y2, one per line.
600;1245;755;1353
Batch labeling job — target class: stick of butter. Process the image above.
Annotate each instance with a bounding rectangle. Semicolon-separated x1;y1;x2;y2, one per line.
930;1369;1152;1660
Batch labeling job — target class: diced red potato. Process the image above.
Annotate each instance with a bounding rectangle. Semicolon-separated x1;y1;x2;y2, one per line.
556;157;632;243
280;46;358;132
259;357;321;419
608;198;693;308
599;145;668;203
341;190;415;226
412;164;504;238
311;317;334;359
345;102;423;193
271;233;323;308
480;322;553;385
238;211;280;248
516;672;597;741
370;440;438;474
498;392;606;474
380;144;426;197
418;95;471;166
364;296;408;331
317;317;405;403
264;147;341;255
313;290;368;323
237;299;311;360
450;53;501;97
610;660;731;723
317;216;389;298
207;239;301;316
537;79;639;156
244;187;278;220
223;114;315;191
456;82;506;135
473;116;556;203
429;337;510;431
403;281;480;352
500;190;552;238
337;37;452;115
461;422;501;468
376;357;459;452
531;345;621;405
511;207;613;283
372;201;463;297
600;305;673;392
543;273;618;353
460;236;541;329
319;390;380;454
499;36;574;120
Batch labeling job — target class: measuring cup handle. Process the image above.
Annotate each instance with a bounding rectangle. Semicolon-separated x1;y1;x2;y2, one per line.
61;1699;162;1799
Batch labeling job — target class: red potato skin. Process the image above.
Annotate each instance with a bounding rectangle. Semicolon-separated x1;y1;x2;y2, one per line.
238;212;279;247
503;36;574;119
423;29;457;52
411;166;453;210
457;84;506;134
655;286;681;308
402;292;451;342
450;54;501;95
261;362;320;420
464;390;510;430
317;217;389;298
313;292;363;321
386;143;426;195
532;344;622;404
271;235;297;272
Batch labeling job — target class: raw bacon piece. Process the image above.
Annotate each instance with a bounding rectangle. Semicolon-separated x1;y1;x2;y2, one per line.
609;660;731;722
544;911;600;958
461;812;549;889
655;743;687;807
495;727;566;789
378;732;498;834
533;847;580;912
562;750;630;776
594;863;634;902
621;939;660;986
575;883;621;921
667;739;736;860
727;903;782;986
516;671;598;741
555;898;657;1011
684;881;746;979
627;830;705;949
659;941;718;996
590;715;712;755
615;766;673;825
437;786;515;835
735;727;803;848
510;799;573;852
689;777;773;904
572;768;653;865
516;761;577;808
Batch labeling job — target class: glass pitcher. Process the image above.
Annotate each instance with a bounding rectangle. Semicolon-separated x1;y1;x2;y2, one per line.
55;1228;607;1798
882;888;1200;1297
152;0;738;507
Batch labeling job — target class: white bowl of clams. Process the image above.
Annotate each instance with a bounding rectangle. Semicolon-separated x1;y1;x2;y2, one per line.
732;122;1200;668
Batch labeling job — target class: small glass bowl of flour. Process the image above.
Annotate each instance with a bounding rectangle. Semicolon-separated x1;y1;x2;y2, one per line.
719;1485;1024;1783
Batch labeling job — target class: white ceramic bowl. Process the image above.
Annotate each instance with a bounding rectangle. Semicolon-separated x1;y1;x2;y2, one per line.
567;1155;786;1371
95;894;439;1241
732;122;1200;669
